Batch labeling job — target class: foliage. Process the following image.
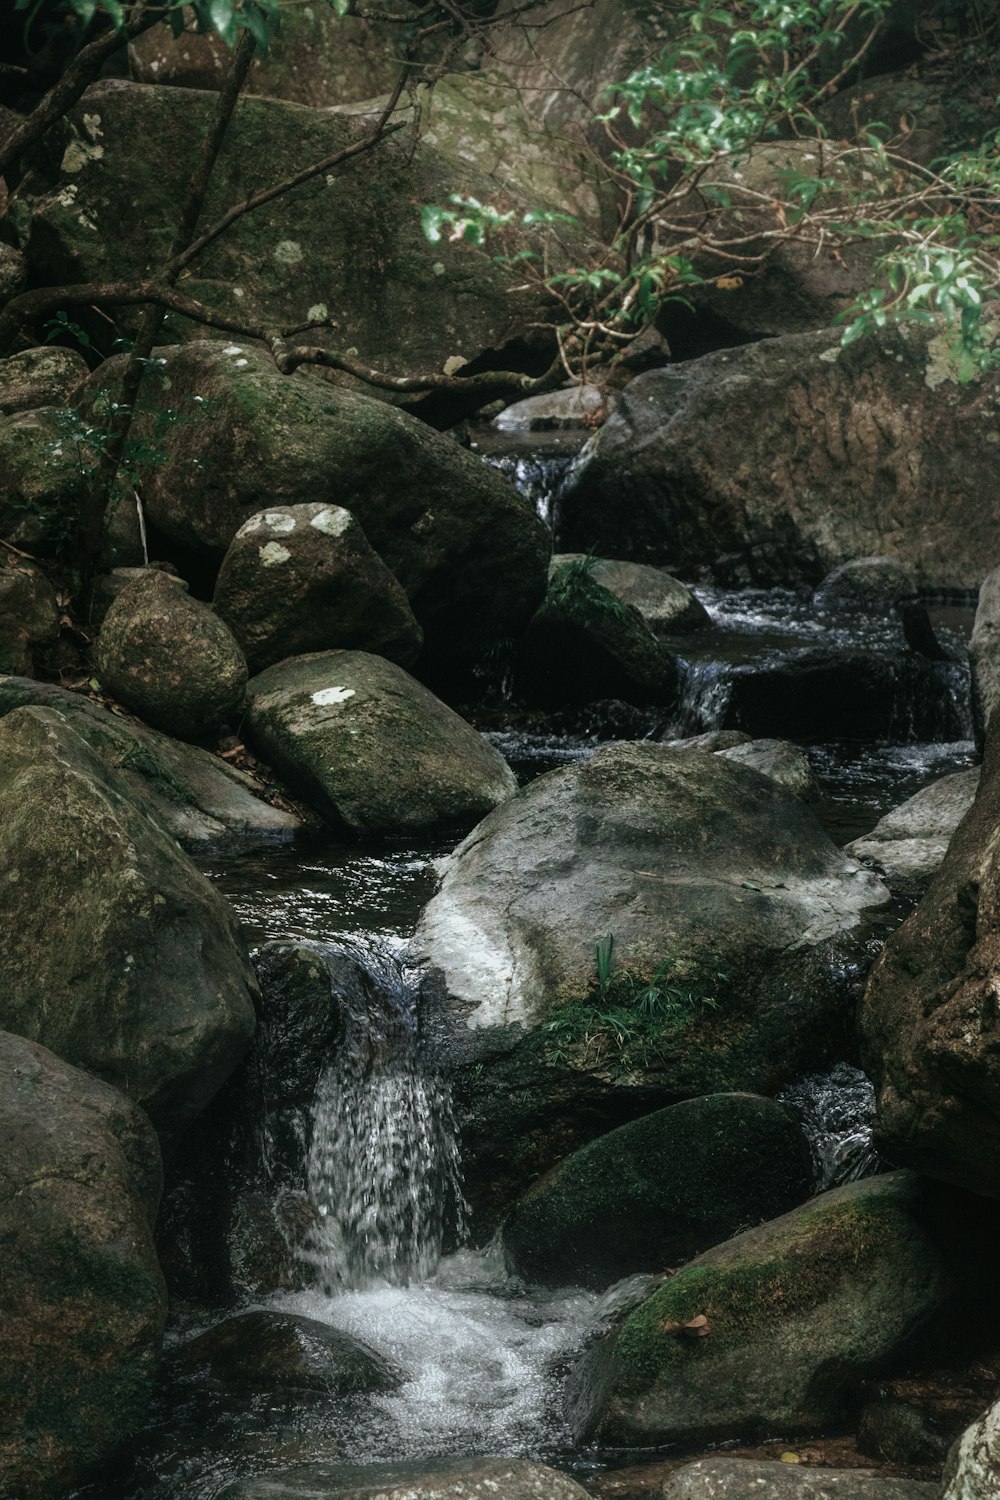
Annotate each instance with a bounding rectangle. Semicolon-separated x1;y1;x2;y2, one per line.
544;934;727;1074
546;553;632;623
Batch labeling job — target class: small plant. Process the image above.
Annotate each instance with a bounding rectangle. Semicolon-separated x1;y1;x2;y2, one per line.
547;553;632;623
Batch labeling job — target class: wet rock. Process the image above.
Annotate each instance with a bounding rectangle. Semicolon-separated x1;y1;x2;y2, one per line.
418;742;888;1226
0;705;258;1136
213;504;422;673
502;1093;809;1289
520;564;679;707
245;651;517;835
572;1174;962;1447
556;324;1000;590
943;1394;1000;1499
858;1397;950;1466
814;557;917;612
718;739;817;800
0;553;59;674
171;1312;400;1396
846;768;980;895
97;569;248;739
0;345;88;415
0;1031;166;1500
660;1458;938;1500
968;564;1000;746
861;720;1000;1197
76;341;549;673
550;554;709;634
0;674;303;849
219;1456;594;1499
496;385;616;432
0;406;86;552
667;729;750;751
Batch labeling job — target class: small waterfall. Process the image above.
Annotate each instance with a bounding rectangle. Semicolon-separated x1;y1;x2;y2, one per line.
663;660;735;737
779;1062;884;1192
484;452;575;530
301;938;467;1292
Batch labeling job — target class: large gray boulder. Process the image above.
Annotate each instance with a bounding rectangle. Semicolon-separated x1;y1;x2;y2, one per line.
245;651;517;835
76;341;549;671
219;1457;593;1499
944;1395;1000;1500
0;345;88;416
0;406;85;551
556;323;1000;589
213;504;422;673
0;553;59;675
571;1173;964;1447
0;675;303;849
0;1031;166;1500
661;1458;938;1500
846;768;980;895
0;705;258;1135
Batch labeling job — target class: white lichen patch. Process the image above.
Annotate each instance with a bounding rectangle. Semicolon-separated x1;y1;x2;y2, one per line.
818;343;842;364
307;303;329;322
258;511;297;534
259;542;291;567
309;506;350;537
61;134;104;173
312;686;356;706
82;113;103;141
223;344;243;356
274;240;304;266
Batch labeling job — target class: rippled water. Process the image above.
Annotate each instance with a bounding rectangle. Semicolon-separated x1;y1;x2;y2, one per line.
780;1063;883;1191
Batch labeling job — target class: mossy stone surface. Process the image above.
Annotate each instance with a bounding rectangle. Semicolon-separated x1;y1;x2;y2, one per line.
171;1312;401;1397
0;554;59;675
0;345;88;416
0;405;86;552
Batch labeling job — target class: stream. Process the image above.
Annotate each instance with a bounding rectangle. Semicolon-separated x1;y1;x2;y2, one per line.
74;441;979;1500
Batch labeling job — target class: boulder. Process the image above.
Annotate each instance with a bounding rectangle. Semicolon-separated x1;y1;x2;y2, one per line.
814;556;917;612
502;1093;809;1289
213;503;422;673
556;323;1000;589
968;564;1000;746
0;705;258;1135
718;739;817;800
0;553;59;674
0;241;26;304
550;554;709;634
667;729;750;752
496;385;615;432
219;1457;593;1500
861;723;1000;1197
846;768;980;895
418;742;888;1226
0;345;88;415
245;651;517;835
97;569;248;739
660;1459;938;1500
0;674;303;849
858;1397;950;1467
571;1173;963;1447
0;1031;166;1500
943;1395;1000;1500
818;72;991;170
519;563;679;707
77;341;549;671
0;405;86;552
170;1312;400;1396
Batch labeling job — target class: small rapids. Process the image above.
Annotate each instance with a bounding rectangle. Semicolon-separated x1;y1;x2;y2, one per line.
780;1063;884;1191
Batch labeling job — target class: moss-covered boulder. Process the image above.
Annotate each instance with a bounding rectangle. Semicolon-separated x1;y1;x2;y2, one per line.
97;569;248;740
550;554;708;634
0;406;85;551
572;1173;959;1447
661;1458;938;1500
77;341;549;672
213;504;422;673
417;742;888;1228
502;1093;809;1289
246;650;517;835
0;1031;166;1500
0;553;59;675
0;345;88;416
170;1312;400;1397
557;323;1000;589
519;563;679;707
0;675;303;849
0;705;258;1135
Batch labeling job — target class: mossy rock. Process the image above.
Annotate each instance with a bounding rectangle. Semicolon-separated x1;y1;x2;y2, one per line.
571;1173;958;1447
0;345;88;416
0;406;87;553
502;1093;810;1289
170;1312;401;1397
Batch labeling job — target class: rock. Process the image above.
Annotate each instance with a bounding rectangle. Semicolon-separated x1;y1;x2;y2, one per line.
219;1456;594;1499
846;768;980;895
571;1173;961;1447
0;674;303;850
90;564;174;628
0;1031;166;1500
968;565;1000;746
418;742;888;1226
0;553;59;674
660;1458;938;1500
171;1312;400;1396
0;345;88;415
667;730;750;751
519;563;679;707
858;1397;950;1467
0;405;86;552
99;494;147;569
12;79;581;383
97;569;248;739
213;504;422;673
496;385;616;432
860;721;1000;1197
245;651;517;835
814;557;917;612
0;705;258;1135
818;73;989;170
718;739;817;800
550;555;709;634
556;323;1000;590
502;1093;809;1289
77;341;549;672
943;1395;1000;1500
0;241;26;304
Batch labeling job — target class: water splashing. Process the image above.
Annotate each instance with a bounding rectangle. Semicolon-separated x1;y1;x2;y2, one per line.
780;1062;884;1191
